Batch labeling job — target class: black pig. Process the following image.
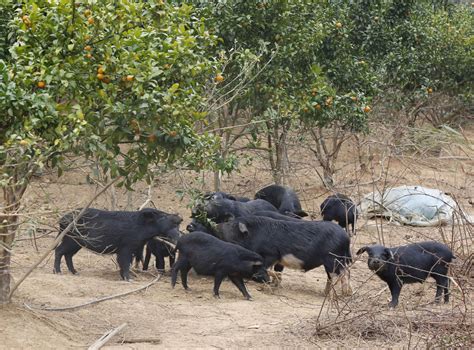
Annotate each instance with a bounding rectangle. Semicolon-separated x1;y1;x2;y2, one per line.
142;239;176;272
171;232;269;300
357;241;455;307
320;193;357;235
197;198;278;223
54;208;182;281
204;191;251;202
255;184;308;217
216;216;353;296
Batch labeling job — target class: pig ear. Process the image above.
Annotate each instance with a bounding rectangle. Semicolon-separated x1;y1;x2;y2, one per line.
140;210;156;224
356;246;369;255
238;222;249;235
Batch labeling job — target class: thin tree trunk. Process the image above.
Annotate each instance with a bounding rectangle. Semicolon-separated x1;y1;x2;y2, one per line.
1;182;27;304
0;221;12;304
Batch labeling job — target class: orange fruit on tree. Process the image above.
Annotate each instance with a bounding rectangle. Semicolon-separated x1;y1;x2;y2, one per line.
22;15;31;26
214;74;224;83
147;134;157;142
102;76;111;84
87;17;95;25
19;140;29;146
37;81;46;88
427;88;433;94
363;106;372;113
126;75;134;82
85;53;92;59
84;9;92;17
315;103;321;110
97;73;104;80
84;45;92;51
336;22;343;28
168;131;177;137
351;96;358;101
97;67;104;74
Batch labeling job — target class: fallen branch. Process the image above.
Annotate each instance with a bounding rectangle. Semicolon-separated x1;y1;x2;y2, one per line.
121;337;161;344
8;177;121;300
24;274;162;312
88;323;127;350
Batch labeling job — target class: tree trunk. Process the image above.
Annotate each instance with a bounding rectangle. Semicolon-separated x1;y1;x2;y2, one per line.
0;220;12;305
267;119;290;185
213;170;222;192
0;180;27;304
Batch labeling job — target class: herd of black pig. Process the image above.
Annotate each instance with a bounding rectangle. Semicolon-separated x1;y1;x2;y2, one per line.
53;185;455;308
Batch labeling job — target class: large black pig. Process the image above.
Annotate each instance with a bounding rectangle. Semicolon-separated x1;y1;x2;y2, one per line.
216;216;353;296
54;208;182;281
357;241;455;307
171;231;269;300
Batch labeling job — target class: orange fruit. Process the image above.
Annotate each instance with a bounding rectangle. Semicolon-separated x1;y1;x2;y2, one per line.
169;131;177;137
164;64;171;69
363;106;372;113
126;75;134;82
336;22;343;28
102;76;111;84
84;45;92;51
214;74;224;83
37;81;46;88
19;140;29;146
303;107;309;113
351;96;358;101
84;9;92;17
97;67;104;74
97;73;104;80
427;88;433;94
85;53;92;59
315;104;321;110
87;17;95;25
147;134;157;142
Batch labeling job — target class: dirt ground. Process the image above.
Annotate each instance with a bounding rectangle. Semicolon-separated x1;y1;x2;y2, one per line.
2;127;473;349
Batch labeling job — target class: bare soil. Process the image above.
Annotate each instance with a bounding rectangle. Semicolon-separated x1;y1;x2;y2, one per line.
2;128;473;349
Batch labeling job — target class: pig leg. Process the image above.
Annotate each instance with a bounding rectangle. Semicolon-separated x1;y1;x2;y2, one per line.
143;245;152;271
387;280;402;308
54;237;81;274
433;274;450;303
229;276;252;300
171;257;191;290
213;272;226;298
155;253;165;272
64;248;81;275
117;248;133;281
